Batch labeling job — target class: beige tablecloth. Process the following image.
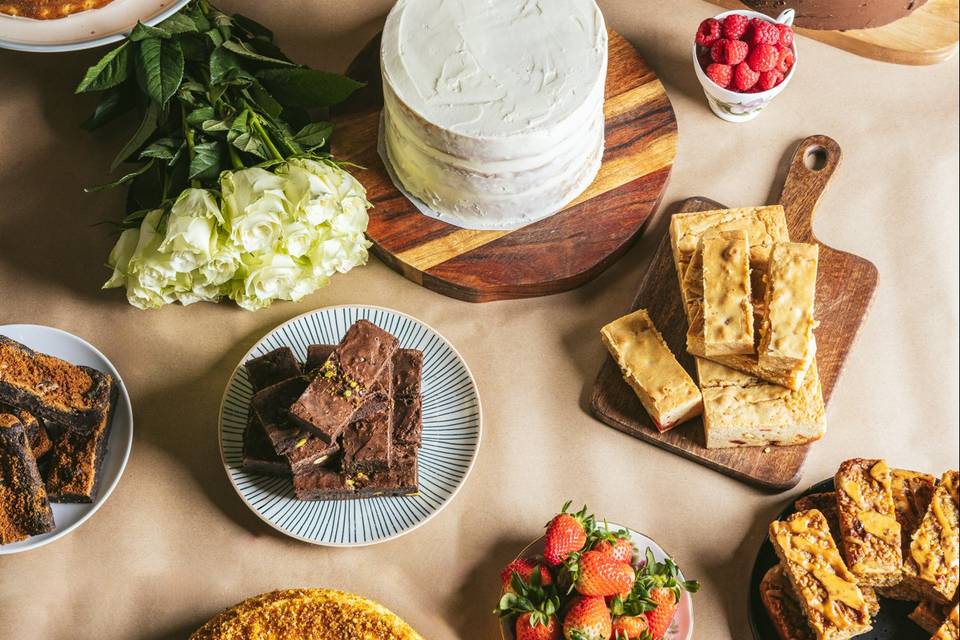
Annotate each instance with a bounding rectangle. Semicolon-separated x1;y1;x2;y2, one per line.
1;1;958;638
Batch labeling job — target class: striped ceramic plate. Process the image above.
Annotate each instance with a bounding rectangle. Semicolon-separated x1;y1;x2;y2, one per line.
218;305;481;546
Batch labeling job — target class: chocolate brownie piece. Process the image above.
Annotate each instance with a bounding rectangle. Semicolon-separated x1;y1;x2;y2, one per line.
251;377;313;455
241;348;303;476
393;349;423;398
304;344;334;373
293;446;419;501
0;412;56;544
306;344;392;421
289;321;398;443
0;404;51;460
243;348;301;391
392;396;422;447
45;389;116;503
0;335;113;433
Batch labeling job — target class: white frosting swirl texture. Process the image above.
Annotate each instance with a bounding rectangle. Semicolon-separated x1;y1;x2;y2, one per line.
380;0;608;230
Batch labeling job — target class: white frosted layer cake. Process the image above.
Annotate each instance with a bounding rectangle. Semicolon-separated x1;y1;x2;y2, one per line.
380;0;608;230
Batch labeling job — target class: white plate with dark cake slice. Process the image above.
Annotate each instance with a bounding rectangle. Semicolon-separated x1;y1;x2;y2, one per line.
0;324;133;555
218;305;482;547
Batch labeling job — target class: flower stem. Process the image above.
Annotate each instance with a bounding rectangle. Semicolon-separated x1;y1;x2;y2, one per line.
250;114;284;161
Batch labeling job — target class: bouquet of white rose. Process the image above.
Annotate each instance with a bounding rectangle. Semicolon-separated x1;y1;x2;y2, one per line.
103;159;371;310
78;1;371;310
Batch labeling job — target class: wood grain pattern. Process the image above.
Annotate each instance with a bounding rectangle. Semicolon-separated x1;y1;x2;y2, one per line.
590;135;879;491
711;0;958;66
331;30;677;302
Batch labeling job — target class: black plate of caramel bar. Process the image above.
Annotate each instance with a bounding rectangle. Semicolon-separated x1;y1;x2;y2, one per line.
748;478;928;640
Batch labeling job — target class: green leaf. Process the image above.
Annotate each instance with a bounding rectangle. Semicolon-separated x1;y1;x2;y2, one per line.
245;83;283;120
86;159;155;192
222;39;295;67
205;28;225;48
158;12;198;34
129;21;170;42
139;137;181;162
232;13;273;40
201;119;230;132
111;101;159;171
227;110;267;158
138;38;184;105
189;140;222;180
81;85;135;131
257;68;365;107
76;42;132;93
186;105;215;127
293;122;334;150
209;46;254;85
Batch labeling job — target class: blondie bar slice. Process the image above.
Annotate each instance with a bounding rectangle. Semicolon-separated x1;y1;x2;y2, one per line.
769;510;873;640
760;565;815;640
795;493;842;541
699;358;825;449
601;309;703;432
902;470;960;604
0;412;55;544
835;459;903;587
933;605;960;640
758;243;819;378
910;600;955;635
701;229;754;356
893;469;938;555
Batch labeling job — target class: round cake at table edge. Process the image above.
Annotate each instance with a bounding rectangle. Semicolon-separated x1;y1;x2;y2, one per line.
741;0;929;31
379;0;608;230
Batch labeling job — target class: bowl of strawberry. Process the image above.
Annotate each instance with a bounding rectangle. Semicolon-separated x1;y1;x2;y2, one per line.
494;503;699;640
693;9;797;122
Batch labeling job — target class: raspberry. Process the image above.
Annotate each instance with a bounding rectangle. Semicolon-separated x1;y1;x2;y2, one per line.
705;63;733;89
749;18;780;45
733;62;759;91
757;69;784;91
747;43;779;72
776;45;795;74
776;23;794;48
696;18;721;47
722;13;750;40
710;38;748;65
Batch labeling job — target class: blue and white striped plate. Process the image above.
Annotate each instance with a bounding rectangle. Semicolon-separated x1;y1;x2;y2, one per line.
218;305;482;546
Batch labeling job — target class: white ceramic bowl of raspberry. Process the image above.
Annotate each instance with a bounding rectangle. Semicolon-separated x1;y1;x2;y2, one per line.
693;9;797;123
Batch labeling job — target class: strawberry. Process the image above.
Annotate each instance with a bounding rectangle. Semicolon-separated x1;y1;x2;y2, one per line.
695;18;721;47
776;23;794;48
562;596;612;640
748;17;780;45
502;558;554;594
629;549;700;640
776;45;795;74
544;503;593;567
589;528;636;565
757;69;784;91
611;615;650;640
733;62;759;92
746;43;779;72
721;13;750;40
572;551;636;597
517;612;562;640
643;588;677;639
709;39;748;66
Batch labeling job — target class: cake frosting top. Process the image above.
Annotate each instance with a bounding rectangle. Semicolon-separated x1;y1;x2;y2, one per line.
381;0;607;139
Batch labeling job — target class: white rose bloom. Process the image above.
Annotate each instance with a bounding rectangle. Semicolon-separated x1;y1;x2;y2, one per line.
281;219;319;258
198;242;241;287
159;188;221;271
231;252;304;311
121;209;182;309
309;235;370;277
283;158;372;230
222;168;289;253
103;227;140;289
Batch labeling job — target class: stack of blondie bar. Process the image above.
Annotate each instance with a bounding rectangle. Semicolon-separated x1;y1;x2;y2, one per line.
762;458;959;640
601;205;827;449
240;320;423;501
0;336;117;545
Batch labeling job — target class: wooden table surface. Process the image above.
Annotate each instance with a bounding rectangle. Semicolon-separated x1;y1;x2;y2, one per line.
0;1;957;638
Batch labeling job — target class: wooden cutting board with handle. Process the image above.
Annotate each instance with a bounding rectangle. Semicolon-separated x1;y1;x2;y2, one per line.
590;135;878;491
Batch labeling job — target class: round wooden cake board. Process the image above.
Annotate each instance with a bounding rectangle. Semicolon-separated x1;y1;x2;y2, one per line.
331;30;677;303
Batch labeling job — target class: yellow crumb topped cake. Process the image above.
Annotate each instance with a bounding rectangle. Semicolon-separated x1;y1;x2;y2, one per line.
190;589;424;640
